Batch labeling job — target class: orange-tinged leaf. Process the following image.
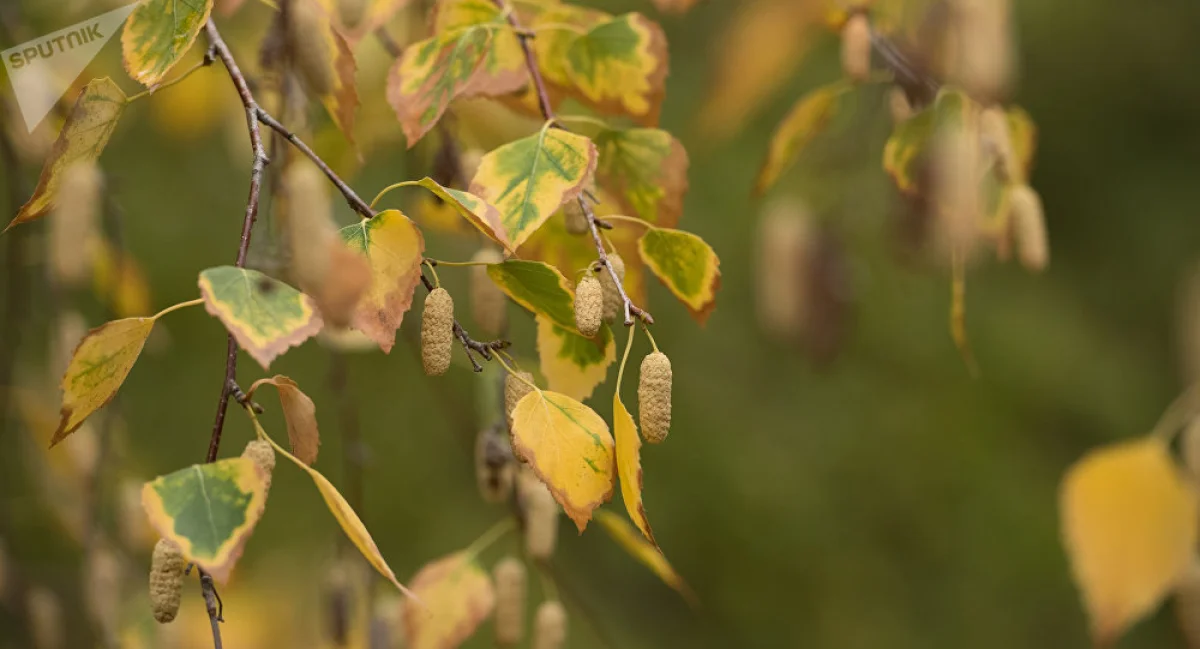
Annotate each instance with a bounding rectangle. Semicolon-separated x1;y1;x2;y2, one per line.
536;315;615;402
121;0;214;86
8;78;127;230
563;13;668;125
403;552;495;649
409;177;510;251
595;510;695;605
198;266;325;369
756;82;852;194
141;458;268;584
510;389;615;531
613;392;654;546
388;27;497;146
638;228;721;324
52;317;155;447
338;210;426;353
1060;436;1199;644
249;376;321;465
263;431;416;599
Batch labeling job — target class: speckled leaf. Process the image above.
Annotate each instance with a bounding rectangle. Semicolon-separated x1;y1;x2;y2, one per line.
248;376;320;465
411;177;509;250
338;210;425;353
595;128;688;227
468;129;597;251
388;26;495;146
51;317;154;447
403;552;495;649
536;315;615;402
7;78;127;230
198;266;324;369
595;510;695;604
756;81;852;194
432;0;528;96
510;389;615;531
141;458;268;583
121;0;213;86
638;228;720;324
564;13;668;125
485;260;575;330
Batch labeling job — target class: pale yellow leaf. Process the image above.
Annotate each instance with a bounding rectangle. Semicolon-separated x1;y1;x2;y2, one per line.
403;552;495;649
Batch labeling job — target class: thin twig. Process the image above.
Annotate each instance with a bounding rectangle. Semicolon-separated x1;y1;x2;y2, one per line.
491;0;652;326
200;571;225;649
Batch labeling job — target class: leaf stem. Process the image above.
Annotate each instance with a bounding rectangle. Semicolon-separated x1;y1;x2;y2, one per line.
462;517;517;563
616;323;636;390
599;214;655;230
425;259;492;268
640;322;659;354
369;180;419;209
152;297;205;320
492;352;539;392
1151;384;1200;444
126;52;216;102
423;260;441;288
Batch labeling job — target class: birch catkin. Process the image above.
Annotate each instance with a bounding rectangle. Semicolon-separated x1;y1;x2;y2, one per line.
288;0;336;96
574;274;603;337
1010;184;1048;272
27;586;63;649
421;288;455;375
563;201;590;235
505;371;535;430
243;439;277;492
533;600;567;649
471;248;507;337
840;14;871;81
475;425;514;503
49;161;101;287
638;351;673;443
494;557;527;646
599;255;626;322
149;539;186;623
520;471;559;560
888;87;912;123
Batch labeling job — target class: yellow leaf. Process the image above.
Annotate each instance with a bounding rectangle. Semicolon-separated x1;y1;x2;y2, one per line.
595;510;695;605
756;82;852;194
1060;436;1199;644
536;315;615;402
510;389;615;531
248;376;321;465
52;318;155;447
563;13;669;125
121;0;214;86
338;210;426;353
403;552;495;649
613;391;655;546
263;432;416;599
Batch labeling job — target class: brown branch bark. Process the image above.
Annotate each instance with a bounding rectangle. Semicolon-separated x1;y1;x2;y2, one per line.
491;0;653;326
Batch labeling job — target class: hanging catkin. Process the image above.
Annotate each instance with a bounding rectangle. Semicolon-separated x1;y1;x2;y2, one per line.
27;586;63;649
563;200;589;235
840;14;871;81
288;0;336;96
48;161;101;287
243;439;277;492
1010;184;1048;272
520;470;559;560
149;539;186;623
505;371;535;430
475;425;514;503
532;600;567;649
638;352;673;443
493;557;527;646
599;255;626;323
421;288;455;375
574;274;603;337
471;248;507;337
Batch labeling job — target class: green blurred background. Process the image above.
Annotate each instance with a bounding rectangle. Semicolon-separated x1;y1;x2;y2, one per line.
4;0;1200;647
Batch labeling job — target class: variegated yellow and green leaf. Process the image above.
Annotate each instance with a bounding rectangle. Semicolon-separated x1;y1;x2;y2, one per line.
638;227;720;324
526;2;609;88
141;457;269;583
121;0;214;86
198;266;324;369
468;128;597;250
294;0;360;142
7;78;127;230
410;177;510;250
486;260;575;331
882;88;976;195
433;0;528;95
52;317;155;447
510;389;615;531
564;13;669;125
756;81;853;194
595;127;688;227
338;210;425;353
536;315;615;402
387;26;495;146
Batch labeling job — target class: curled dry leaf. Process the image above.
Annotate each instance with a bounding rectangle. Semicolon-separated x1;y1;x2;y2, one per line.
249;375;321;465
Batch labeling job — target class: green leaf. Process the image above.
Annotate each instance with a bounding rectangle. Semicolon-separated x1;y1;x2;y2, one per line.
485;260;575;331
121;0;214;86
7;79;127;230
529;3;611;89
198;266;324;369
411;177;510;251
756;82;852;194
638;228;721;324
141;458;269;583
338;210;425;353
468;128;598;251
564;13;669;125
536;315;615;402
882;88;972;195
595;127;688;228
52;317;154;447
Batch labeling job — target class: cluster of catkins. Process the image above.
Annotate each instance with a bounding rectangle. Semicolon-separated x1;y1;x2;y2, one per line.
493;556;568;649
148;441;275;625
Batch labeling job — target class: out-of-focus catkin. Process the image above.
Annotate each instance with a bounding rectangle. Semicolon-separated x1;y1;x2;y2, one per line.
638;351;673;443
505;371;535;430
888;87;912;123
27;586;63;649
932;124;982;257
84;543;123;644
242;439;277;492
1009;184;1047;272
980;106;1016;181
532;600;567;649
49;161;102;287
119;478;156;550
421;288;455;375
563;201;589;235
494;557;527;646
756;198;811;339
288;0;336;96
598;255;626;323
471;248;507;337
150;539;185;624
574;274;603;337
840;14;871;81
950;0;1013;101
520;470;559;560
475;425;514;503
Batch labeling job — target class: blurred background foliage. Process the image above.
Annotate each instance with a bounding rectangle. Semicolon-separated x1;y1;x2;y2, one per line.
3;0;1200;647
